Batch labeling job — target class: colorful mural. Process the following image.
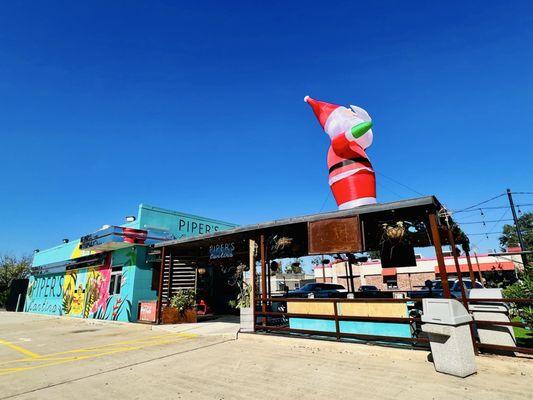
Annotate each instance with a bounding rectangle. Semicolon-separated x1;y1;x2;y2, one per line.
24;272;64;315
25;248;136;322
27;203;236;323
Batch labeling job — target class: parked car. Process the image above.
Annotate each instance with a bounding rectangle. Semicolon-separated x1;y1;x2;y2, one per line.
450;278;484;299
358;285;380;292
407;279;483;299
286;283;347;298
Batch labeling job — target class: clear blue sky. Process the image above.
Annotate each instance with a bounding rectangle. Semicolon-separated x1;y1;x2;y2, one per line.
1;1;532;257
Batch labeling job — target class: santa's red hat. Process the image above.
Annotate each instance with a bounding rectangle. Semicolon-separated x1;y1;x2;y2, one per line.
304;95;341;128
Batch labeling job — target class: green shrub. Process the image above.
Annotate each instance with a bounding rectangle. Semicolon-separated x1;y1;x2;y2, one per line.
504;265;533;329
169;289;195;313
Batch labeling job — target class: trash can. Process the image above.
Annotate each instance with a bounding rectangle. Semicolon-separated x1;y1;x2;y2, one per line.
469;288;516;348
421;298;477;377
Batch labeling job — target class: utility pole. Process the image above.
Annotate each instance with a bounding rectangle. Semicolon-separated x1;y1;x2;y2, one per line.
506;189;528;267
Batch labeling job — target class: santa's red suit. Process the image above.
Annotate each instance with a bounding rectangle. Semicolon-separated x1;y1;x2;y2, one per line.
305;96;376;209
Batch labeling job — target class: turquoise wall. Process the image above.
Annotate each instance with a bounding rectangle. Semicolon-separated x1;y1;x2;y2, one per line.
137;204;237;240
27;203;236;322
289;318;413;339
25;247;139;322
32;240;81;268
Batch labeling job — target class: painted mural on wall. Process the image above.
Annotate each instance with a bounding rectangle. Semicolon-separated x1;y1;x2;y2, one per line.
24;272;64;315
25;247;137;322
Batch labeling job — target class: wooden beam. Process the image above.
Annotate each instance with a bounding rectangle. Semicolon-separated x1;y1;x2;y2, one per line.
464;250;476;284
428;213;451;298
156;246;166;324
249;239;256;332
260;234;267;326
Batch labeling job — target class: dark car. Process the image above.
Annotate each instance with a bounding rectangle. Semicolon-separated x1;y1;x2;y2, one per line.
407;279;483;299
358;285;380;292
287;283;347;298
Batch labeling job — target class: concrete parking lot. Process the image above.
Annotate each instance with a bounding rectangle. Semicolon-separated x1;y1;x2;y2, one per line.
0;312;531;400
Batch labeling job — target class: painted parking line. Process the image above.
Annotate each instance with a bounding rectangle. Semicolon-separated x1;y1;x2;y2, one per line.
0;333;197;376
0;339;40;359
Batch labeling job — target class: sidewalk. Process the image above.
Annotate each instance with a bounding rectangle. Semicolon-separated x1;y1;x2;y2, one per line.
151;315;240;339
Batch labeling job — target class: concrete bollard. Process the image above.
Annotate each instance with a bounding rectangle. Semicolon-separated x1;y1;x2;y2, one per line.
422;299;477;378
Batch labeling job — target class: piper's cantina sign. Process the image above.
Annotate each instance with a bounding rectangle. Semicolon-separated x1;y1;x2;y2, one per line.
308;216;362;255
209;242;236;259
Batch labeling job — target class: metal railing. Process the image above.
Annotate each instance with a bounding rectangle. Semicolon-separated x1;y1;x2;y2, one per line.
252;296;533;356
466;297;533;356
254;297;430;346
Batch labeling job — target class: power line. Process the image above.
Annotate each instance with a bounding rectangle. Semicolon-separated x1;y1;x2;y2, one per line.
471;208;509;248
467;229;533;236
457;219;514;225
452;193;506;213
374;170;425;197
454;203;533;213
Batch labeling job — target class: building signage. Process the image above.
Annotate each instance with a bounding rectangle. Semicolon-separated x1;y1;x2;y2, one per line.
80;226;147;250
209;243;235;259
138;300;158;323
308;216;362;255
178;219;220;236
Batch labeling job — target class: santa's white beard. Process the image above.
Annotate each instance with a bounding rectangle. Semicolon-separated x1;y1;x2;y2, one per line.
325;109;373;149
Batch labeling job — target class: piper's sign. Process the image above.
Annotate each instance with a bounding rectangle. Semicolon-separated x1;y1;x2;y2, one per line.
209;242;236;259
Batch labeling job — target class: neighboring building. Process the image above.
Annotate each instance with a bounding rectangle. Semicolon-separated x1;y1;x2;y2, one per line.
267;272;315;294
314;250;521;291
24;204;236;322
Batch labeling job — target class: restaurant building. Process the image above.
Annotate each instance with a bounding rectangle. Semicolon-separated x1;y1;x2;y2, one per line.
24;204;235;322
314;251;520;291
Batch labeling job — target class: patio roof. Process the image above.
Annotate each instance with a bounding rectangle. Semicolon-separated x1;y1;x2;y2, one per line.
155;196;464;251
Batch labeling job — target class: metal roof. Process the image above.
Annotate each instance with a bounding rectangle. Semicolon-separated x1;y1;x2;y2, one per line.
155;196;444;248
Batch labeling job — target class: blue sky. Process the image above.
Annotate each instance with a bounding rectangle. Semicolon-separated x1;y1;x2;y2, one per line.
1;1;532;257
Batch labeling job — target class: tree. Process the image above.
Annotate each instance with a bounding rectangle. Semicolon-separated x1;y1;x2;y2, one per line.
0;254;32;308
497;212;533;329
499;212;533;251
285;258;304;274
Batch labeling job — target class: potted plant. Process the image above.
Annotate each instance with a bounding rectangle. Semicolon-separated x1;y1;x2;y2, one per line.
230;283;253;332
162;289;197;324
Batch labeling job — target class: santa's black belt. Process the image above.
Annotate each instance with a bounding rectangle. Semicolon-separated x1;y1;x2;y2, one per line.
329;157;370;174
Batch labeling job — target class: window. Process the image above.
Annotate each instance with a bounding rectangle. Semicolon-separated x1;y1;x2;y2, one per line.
294;282;300;289
109;266;123;295
151;264;160;291
386;278;398;289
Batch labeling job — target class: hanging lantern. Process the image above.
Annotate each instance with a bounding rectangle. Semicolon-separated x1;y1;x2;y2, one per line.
270;261;279;273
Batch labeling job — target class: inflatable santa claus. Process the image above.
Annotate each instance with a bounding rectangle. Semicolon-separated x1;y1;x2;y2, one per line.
304;95;376;209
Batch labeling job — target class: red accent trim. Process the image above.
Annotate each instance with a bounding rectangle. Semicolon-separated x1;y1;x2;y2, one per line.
381;267;397;276
433;262;515;274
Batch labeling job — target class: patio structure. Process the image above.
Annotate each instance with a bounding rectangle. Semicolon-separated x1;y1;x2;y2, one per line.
153;196;482;343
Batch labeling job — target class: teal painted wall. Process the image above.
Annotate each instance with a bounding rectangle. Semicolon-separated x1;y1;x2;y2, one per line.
130;246;157;320
137;204;237;240
32;240;81;267
25;247;139;322
27;204;236;322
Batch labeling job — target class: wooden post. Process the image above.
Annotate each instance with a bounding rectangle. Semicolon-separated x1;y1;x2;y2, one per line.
465;250;476;284
167;251;173;306
428;213;451;298
448;233;479;355
473;252;485;285
333;300;340;341
156;246;166;324
249;239;256;332
447;229;468;309
260;234;267;326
